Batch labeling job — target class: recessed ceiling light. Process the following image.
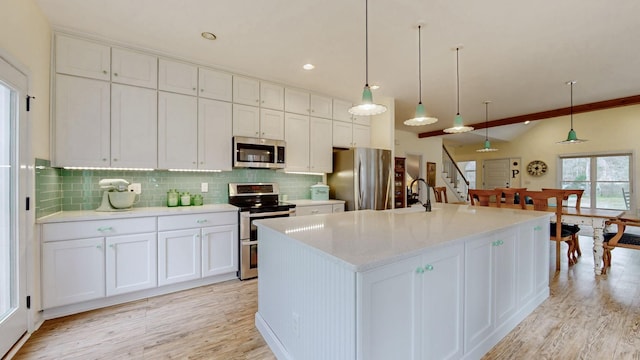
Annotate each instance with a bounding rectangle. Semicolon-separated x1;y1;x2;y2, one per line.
201;32;217;40
370;85;380;90
303;64;315;70
524;120;531;125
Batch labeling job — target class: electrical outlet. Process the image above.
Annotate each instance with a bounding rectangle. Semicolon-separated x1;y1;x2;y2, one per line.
201;182;208;192
128;183;142;194
292;312;300;336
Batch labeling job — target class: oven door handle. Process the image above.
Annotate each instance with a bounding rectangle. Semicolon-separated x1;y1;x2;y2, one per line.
241;240;258;246
245;210;294;218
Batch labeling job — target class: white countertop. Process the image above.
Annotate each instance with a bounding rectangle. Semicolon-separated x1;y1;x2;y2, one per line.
287;199;345;206
256;203;552;271
37;204;238;224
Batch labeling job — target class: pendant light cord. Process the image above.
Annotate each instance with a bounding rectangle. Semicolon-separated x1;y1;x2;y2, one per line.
485;102;489;140
456;47;460;114
570;81;574;130
418;25;422;104
365;0;369;86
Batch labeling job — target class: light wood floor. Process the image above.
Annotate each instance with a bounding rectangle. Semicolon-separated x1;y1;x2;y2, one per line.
13;235;640;360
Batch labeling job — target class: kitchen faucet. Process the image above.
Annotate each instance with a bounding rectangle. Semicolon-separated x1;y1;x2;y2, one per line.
409;178;432;212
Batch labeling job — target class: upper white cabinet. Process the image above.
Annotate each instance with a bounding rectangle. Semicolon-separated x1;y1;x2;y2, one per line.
158;92;198;169
285;89;333;119
260;82;285;110
333;121;371;148
310;94;333;119
260;109;285;140
233;104;284;140
309;117;333;173
353;124;371;147
55;34;110;80
285;114;332;173
111;84;158;169
199;98;233;171
111;47;157;89
233;76;260;106
198;67;232;102
158;58;198;96
54;74;110;168
333;99;353;122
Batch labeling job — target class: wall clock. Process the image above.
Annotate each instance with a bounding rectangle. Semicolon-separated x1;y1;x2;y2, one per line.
526;160;548;176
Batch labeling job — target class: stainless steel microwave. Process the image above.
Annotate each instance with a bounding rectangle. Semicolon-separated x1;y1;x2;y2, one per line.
233;136;285;169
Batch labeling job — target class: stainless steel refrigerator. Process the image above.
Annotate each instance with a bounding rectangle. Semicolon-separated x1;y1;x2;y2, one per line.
327;148;392;211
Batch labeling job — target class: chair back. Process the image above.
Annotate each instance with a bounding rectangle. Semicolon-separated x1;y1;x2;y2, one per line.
468;189;501;207
542;188;584;208
495;187;526;205
521;189;565;237
433;186;448;203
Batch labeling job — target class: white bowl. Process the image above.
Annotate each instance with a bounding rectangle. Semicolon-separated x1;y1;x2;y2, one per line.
108;192;137;209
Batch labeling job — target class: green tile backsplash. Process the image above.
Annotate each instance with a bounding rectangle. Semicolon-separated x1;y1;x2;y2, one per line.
35;159;323;216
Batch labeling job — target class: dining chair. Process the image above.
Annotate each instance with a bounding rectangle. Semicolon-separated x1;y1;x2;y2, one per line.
495;187;527;205
542;188;584;258
521;189;579;271
468;189;501;207
602;218;640;274
432;186;448;203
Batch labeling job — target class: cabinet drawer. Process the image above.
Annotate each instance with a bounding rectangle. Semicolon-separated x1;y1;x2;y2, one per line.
158;211;238;231
332;203;345;213
295;205;333;216
42;217;157;242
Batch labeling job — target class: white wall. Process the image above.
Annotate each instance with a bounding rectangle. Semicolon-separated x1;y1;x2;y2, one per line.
370;96;395;150
394;129;445;203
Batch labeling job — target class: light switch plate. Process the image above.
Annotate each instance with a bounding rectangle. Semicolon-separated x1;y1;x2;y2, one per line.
129;183;142;194
201;182;208;192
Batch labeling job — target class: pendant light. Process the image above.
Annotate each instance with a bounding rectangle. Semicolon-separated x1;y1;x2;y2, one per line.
443;47;473;133
404;25;438;126
349;0;387;116
477;101;499;152
557;80;587;144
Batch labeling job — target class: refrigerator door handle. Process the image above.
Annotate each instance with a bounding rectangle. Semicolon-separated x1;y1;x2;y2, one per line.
357;158;363;210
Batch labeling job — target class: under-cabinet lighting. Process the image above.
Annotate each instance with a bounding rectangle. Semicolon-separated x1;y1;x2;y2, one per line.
168;169;222;172
63;167;154;171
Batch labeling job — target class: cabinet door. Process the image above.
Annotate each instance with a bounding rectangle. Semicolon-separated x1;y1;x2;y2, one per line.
233;104;261;137
353;115;371;126
158;92;198;169
54;74;110;167
332;203;345;213
158;59;198;96
421;244;464;360
55;34;110;80
493;229;518;328
517;223;537;306
358;255;422;360
333;121;353;148
352;124;371;148
309;117;333;173
260;82;284;110
198;67;232;101
42;238;105;308
111;48;158;88
533;220;550;294
111;84;158;168
201;225;238;277
284;88;310;115
260;109;285;140
157;229;202;286
284;113;310;172
464;235;493;352
199;98;232;171
295;204;333;216
310;94;333;119
105;233;157;296
333;99;353;122
233;76;260;106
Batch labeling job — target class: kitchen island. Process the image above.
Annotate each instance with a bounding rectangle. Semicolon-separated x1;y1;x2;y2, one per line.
255;204;553;360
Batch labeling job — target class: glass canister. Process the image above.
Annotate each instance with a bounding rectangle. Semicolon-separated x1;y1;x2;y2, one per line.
180;192;191;206
167;189;179;207
192;194;203;206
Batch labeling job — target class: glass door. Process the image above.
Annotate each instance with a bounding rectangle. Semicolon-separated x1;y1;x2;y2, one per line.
0;56;28;357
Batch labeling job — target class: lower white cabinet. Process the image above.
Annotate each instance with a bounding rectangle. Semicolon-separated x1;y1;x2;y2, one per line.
106;233;157;296
295;202;345;216
202;224;238;277
157;228;202;286
359;244;464;360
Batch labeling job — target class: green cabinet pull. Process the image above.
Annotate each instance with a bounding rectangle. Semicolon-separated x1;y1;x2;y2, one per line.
97;226;113;232
492;240;504;246
534;225;542;231
416;267;425;274
424;264;434;271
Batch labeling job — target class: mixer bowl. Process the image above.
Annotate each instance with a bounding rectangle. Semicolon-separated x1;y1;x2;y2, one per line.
108;191;137;209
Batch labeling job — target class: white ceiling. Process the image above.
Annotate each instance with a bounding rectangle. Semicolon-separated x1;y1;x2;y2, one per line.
34;0;640;145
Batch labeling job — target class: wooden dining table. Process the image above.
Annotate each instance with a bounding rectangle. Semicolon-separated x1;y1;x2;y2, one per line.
491;203;624;274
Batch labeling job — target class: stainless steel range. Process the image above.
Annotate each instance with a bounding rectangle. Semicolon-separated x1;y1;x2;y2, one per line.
228;183;296;280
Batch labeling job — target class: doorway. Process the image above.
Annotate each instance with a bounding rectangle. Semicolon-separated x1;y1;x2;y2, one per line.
483;158;511;189
0;55;29;357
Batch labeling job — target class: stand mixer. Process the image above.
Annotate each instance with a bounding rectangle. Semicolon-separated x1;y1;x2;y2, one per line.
96;179;138;212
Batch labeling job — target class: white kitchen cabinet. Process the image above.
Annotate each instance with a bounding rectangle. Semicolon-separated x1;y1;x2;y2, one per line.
260;109;285;140
201;224;238;277
309;117;333;173
518;220;550;306
157;228;202;286
54;74;110;168
42;237;106;309
333;121;371;148
199;98;233;171
233;76;260;106
295;204;333;216
55;34;110;81
158;91;198;169
233;104;261;138
285;88;310;115
352;124;371;147
111;84;157;169
359;244;464;360
158;58;198;96
198;67;232;102
105;233;157;296
310;94;333;119
332;99;353;122
332;203;345;212
464;228;518;353
284;113;310;172
111;47;157;89
353;115;371;126
260;82;285;110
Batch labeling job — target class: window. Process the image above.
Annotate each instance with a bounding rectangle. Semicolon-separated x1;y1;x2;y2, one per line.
560;154;632;210
457;161;476;190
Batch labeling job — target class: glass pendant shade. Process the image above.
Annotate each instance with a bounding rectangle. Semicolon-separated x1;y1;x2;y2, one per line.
404;25;437;126
350;84;387;116
443;47;473;134
557;80;587;144
476;101;498;152
349;0;387;117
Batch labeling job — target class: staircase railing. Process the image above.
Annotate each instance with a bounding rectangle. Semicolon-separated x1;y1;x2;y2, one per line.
442;145;470;201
